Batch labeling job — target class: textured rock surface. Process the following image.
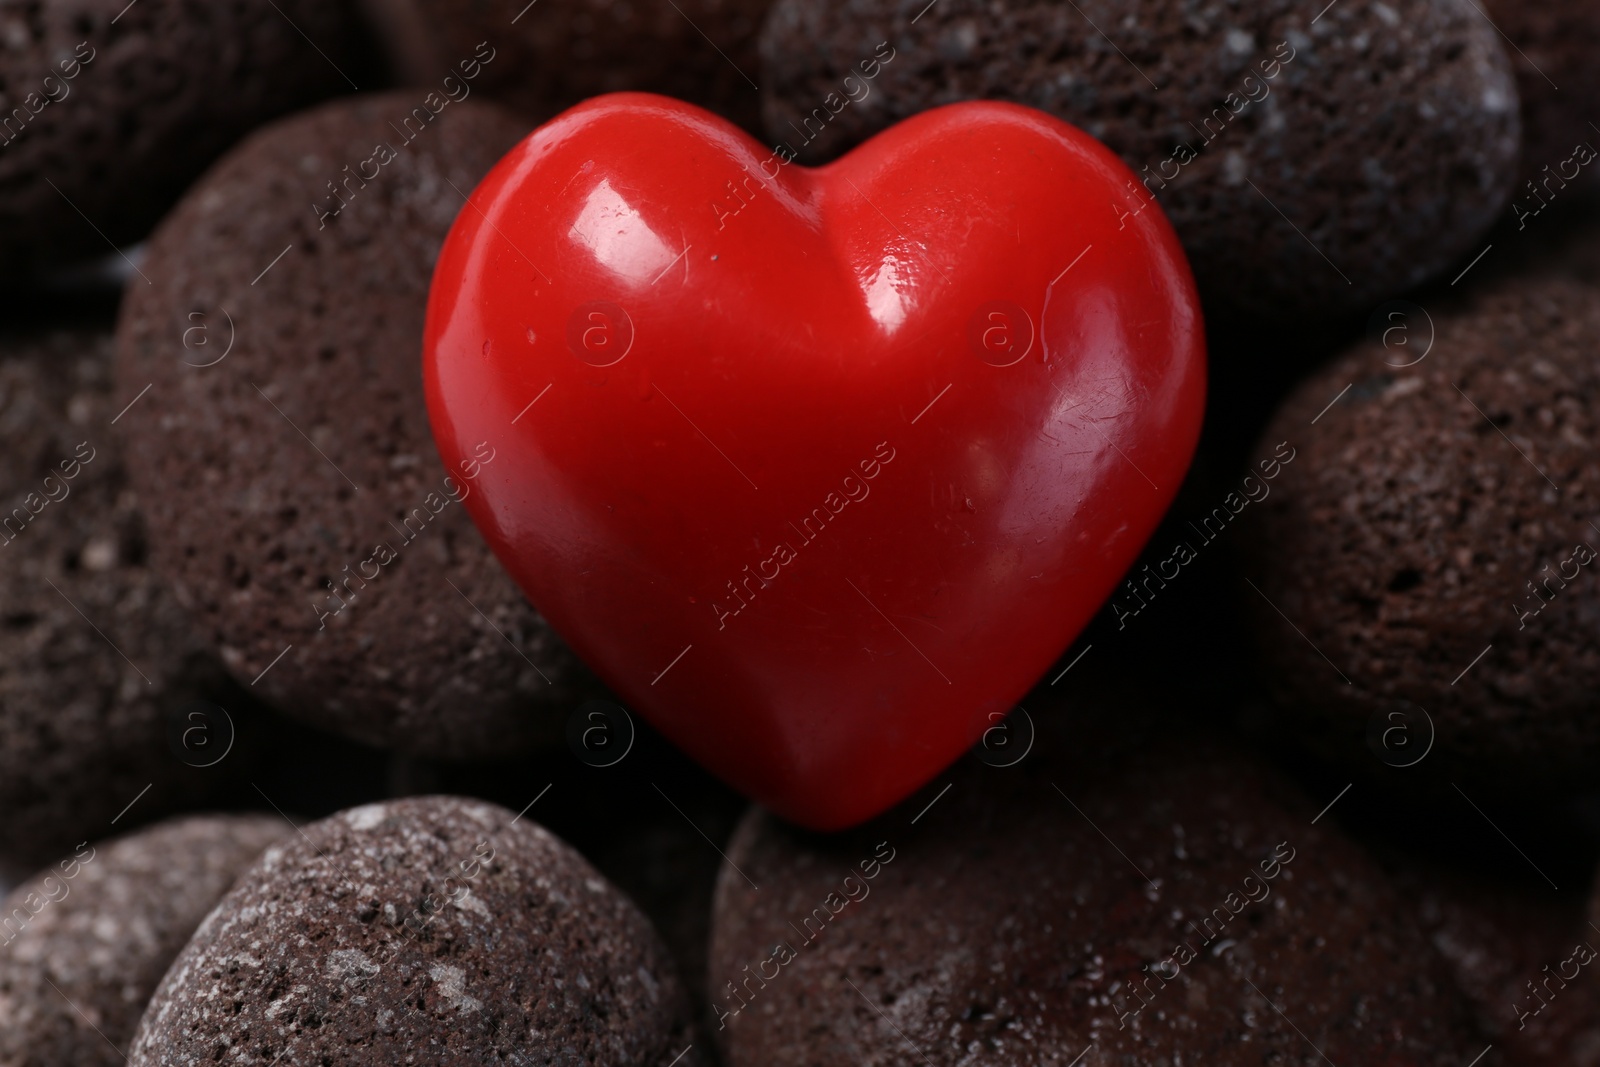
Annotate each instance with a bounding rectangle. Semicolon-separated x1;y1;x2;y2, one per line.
359;0;770;132
0;815;288;1067
128;797;700;1066
1237;272;1600;782
117;93;589;760
0;0;374;273
758;0;1520;319
0;327;225;874
709;709;1484;1065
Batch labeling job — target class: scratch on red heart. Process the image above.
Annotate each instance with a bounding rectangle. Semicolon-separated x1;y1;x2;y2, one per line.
713;440;897;631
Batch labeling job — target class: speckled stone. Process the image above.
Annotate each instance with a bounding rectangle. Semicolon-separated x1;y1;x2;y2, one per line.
116;93;589;760
708;710;1483;1065
1236;271;1600;783
0;0;374;275
358;0;770;133
758;0;1521;320
0;328;225;874
128;797;700;1066
0;815;288;1067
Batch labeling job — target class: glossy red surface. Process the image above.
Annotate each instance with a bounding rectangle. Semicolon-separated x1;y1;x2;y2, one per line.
424;93;1205;829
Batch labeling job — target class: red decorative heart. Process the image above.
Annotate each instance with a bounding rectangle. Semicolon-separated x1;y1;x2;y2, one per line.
424;93;1204;829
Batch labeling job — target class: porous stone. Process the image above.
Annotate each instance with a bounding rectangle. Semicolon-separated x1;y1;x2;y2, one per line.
358;0;771;132
1237;271;1600;784
758;0;1521;319
0;815;289;1067
116;93;589;760
127;797;700;1066
708;707;1483;1065
0;327;225;874
0;0;375;274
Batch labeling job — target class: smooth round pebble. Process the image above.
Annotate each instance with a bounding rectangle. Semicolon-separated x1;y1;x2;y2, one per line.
359;0;770;132
0;0;374;274
1236;271;1600;783
0;328;226;874
708;710;1483;1065
0;815;288;1067
127;796;700;1066
758;0;1520;319
116;93;588;760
